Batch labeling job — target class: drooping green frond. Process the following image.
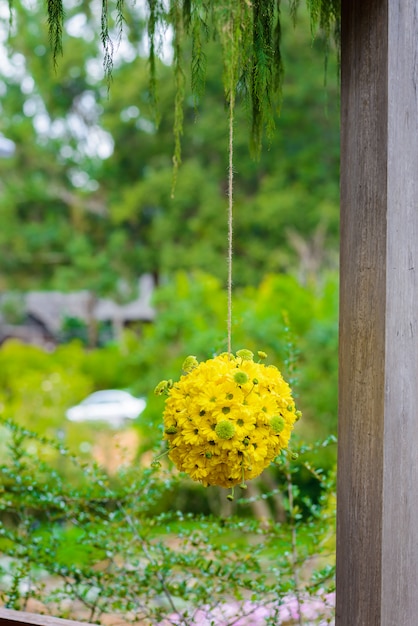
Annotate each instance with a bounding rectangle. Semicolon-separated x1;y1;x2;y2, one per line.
183;0;192;28
190;9;208;102
146;0;165;125
289;0;302;26
7;0;14;28
170;0;186;194
46;0;64;68
306;0;341;85
250;0;278;155
307;0;340;39
35;0;340;157
101;0;114;85
213;0;246;101
273;0;285;93
115;0;126;45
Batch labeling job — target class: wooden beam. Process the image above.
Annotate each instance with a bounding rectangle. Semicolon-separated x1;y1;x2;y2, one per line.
0;608;93;626
337;0;418;624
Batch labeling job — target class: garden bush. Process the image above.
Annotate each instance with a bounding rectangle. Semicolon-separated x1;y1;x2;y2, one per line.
0;418;336;625
0;270;338;622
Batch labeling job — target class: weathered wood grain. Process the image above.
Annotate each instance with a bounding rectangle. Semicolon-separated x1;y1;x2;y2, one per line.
0;608;94;626
382;0;418;623
337;0;418;624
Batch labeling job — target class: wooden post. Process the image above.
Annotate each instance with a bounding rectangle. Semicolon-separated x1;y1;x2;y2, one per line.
337;0;418;624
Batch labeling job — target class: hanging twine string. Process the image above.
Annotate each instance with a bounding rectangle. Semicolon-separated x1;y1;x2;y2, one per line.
227;79;235;355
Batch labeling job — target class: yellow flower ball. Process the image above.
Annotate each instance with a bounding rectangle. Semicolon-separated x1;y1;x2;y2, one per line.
158;351;300;489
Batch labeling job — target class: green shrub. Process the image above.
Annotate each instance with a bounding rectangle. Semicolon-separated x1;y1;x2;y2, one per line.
0;418;335;625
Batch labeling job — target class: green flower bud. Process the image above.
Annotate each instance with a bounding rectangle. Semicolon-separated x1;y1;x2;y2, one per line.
257;351;268;360
182;355;199;372
234;371;249;385
154;381;168;395
165;425;178;435
295;410;302;421
236;349;254;361
270;416;285;433
215;420;235;440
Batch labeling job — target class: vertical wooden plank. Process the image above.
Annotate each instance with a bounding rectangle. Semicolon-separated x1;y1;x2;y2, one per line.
337;1;388;623
337;0;418;624
383;0;418;622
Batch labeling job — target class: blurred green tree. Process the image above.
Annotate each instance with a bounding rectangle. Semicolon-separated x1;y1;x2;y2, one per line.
0;4;339;293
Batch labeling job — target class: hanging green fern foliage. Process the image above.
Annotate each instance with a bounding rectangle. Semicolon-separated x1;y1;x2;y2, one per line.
15;0;340;159
46;0;64;68
146;0;340;160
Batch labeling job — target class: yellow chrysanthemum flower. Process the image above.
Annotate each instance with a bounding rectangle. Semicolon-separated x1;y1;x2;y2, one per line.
156;350;300;491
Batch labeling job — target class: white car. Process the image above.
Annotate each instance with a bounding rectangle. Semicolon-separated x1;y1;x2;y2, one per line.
66;390;146;428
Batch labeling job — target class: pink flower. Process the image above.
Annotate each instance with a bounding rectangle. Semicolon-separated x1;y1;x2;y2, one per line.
158;591;335;625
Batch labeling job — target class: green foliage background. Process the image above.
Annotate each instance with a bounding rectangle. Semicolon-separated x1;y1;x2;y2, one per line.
0;4;339;290
0;272;338;456
0;2;339;622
